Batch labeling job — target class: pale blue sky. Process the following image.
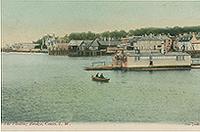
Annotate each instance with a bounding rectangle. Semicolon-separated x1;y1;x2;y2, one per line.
2;0;200;44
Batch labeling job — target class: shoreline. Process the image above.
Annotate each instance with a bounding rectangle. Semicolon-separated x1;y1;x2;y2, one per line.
1;122;200;131
1;50;48;53
85;65;200;71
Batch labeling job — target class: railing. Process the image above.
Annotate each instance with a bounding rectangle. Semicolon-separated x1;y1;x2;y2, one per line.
192;58;200;64
92;61;106;67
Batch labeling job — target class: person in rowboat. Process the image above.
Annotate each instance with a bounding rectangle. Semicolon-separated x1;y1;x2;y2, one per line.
100;73;105;79
95;73;99;77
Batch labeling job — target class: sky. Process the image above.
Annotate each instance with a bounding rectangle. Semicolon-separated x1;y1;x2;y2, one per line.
2;0;200;44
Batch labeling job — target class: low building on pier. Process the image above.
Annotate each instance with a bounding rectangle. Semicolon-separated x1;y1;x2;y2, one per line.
112;51;191;69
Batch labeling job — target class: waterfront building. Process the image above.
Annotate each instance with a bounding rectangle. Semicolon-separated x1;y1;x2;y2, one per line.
41;34;57;50
191;32;200;50
112;51;191;69
121;36;142;50
177;41;192;51
123;35;173;53
10;43;40;52
135;35;164;53
183;33;200;58
175;32;200;58
68;40;84;56
78;39;105;56
68;39;120;56
161;35;174;52
48;43;68;55
176;33;193;51
98;40;120;49
98;40;121;54
121;37;129;45
68;39;105;56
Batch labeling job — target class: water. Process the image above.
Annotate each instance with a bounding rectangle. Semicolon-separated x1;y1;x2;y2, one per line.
2;53;200;124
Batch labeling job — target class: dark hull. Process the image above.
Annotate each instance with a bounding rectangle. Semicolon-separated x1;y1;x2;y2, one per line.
92;76;110;82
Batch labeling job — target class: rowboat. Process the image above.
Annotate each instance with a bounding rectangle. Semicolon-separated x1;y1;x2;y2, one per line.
92;76;110;82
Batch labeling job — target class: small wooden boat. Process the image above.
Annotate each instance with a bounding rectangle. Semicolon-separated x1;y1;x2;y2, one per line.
92;76;110;82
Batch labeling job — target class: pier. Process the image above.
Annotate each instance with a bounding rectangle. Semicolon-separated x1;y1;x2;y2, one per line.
85;57;200;71
84;65;196;71
192;58;200;65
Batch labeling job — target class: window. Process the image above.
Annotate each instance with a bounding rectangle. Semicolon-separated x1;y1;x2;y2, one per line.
149;55;152;60
131;42;134;46
135;56;140;61
176;55;185;61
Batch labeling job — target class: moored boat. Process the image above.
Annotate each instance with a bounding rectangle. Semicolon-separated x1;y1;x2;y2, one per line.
91;76;110;82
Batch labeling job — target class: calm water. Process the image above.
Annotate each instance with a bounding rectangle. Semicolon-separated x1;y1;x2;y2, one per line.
2;53;200;124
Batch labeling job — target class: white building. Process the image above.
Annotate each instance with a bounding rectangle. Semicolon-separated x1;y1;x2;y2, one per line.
112;51;191;69
11;43;40;51
133;35;172;54
134;36;163;53
177;41;192;51
176;32;200;51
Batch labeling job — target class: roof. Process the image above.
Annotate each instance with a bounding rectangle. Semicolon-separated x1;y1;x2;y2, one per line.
191;32;200;44
90;39;99;47
98;41;110;45
68;40;84;46
177;33;192;42
138;36;163;41
129;36;142;43
178;37;192;42
83;40;93;44
85;39;99;48
98;40;121;46
125;51;190;57
192;42;200;44
158;35;171;40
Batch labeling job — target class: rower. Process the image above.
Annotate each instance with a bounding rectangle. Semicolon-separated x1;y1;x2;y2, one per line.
95;73;99;77
100;73;105;79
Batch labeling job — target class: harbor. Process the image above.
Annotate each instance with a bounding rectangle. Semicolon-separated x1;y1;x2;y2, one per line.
2;1;200;131
2;53;200;124
3;31;200;72
84;50;200;73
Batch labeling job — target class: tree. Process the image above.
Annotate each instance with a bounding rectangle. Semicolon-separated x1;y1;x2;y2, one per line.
86;31;96;40
34;25;200;46
119;30;127;38
101;31;110;41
